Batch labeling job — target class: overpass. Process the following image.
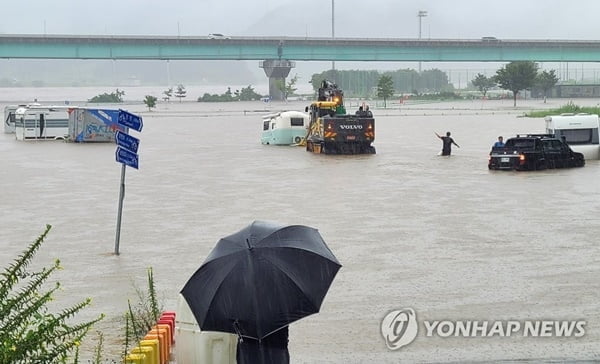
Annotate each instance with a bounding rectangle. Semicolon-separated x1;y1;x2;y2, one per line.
2;34;600;98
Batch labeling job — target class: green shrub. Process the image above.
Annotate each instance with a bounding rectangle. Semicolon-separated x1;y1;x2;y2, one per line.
0;225;103;363
122;268;163;359
89;89;125;103
526;101;600;117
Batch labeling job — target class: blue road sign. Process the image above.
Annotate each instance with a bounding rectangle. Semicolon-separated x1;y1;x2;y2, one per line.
115;146;139;169
118;109;143;132
115;130;140;153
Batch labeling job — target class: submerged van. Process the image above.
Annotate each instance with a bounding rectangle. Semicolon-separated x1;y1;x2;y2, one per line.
545;113;600;160
261;111;309;145
4;104;30;133
15;105;73;140
14;105;71;140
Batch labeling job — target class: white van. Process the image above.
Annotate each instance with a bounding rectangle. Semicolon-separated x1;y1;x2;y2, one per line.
4;104;28;133
545;113;600;160
14;105;71;140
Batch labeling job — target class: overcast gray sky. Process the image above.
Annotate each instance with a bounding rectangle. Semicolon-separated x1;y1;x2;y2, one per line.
2;0;599;86
2;0;599;40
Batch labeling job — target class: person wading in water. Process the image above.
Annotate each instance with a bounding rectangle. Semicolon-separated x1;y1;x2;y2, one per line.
435;131;460;156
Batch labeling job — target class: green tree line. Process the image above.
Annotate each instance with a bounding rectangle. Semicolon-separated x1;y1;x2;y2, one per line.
310;69;454;98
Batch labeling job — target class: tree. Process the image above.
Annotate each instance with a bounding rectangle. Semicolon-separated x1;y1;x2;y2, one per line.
0;225;103;363
536;70;559;103
494;61;539;107
274;74;299;101
162;87;173;102
238;85;263;101
174;84;187;102
197;86;263;102
377;74;394;108
143;95;158;111
419;69;452;93
89;89;125;103
471;73;496;98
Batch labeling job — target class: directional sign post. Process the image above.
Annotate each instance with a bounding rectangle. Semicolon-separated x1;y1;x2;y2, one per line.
115;146;139;169
116;130;140;153
114;110;143;255
118;109;144;132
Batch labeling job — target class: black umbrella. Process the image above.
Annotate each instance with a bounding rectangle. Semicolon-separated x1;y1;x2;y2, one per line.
180;220;341;340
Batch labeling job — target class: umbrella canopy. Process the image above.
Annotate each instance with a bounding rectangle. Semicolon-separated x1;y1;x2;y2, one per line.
180;220;341;340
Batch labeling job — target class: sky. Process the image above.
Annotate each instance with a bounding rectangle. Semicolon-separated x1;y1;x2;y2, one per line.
2;0;600;85
2;0;599;39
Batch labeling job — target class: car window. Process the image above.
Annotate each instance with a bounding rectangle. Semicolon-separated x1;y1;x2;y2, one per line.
506;139;534;148
543;140;562;151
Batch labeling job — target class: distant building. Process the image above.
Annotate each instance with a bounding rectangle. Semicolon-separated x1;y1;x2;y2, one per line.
532;84;600;98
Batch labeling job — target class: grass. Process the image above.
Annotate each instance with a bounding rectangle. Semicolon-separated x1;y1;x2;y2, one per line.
526;101;600;117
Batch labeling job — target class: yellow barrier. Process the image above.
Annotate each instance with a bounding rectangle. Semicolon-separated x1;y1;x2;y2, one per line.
125;353;146;364
139;339;160;364
145;333;167;364
148;327;169;363
131;346;156;364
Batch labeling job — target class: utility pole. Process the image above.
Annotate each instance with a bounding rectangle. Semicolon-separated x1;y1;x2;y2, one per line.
331;0;336;77
417;10;427;73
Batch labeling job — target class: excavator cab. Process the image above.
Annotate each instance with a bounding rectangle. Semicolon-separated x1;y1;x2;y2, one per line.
303;80;375;155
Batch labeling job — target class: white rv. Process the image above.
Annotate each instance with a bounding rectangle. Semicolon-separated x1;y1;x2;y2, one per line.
261;111;309;145
4;104;28;133
545;113;600;160
14;105;71;140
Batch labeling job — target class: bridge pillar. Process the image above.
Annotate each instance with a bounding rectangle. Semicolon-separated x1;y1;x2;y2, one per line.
259;59;296;101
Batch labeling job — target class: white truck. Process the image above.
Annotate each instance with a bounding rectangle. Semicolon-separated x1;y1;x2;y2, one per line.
67;108;126;142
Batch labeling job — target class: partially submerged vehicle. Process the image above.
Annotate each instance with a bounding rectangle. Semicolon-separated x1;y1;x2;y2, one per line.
14;105;71;140
4;104;31;133
304;80;375;154
489;134;585;171
67;108;125;142
261;111;309;145
545;113;600;160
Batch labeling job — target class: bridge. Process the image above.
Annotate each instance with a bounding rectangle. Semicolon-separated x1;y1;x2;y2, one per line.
3;34;600;98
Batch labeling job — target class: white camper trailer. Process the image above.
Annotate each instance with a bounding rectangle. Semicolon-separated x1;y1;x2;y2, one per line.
4;104;27;134
545;113;600;160
261;111;309;145
14;105;71;140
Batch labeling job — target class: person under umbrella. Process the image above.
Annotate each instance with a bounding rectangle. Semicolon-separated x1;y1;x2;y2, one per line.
236;325;289;364
180;221;341;363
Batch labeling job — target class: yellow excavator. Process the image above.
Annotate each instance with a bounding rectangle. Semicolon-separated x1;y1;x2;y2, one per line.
301;80;375;154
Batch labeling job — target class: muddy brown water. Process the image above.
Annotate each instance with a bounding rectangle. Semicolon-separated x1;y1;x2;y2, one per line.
1;96;599;362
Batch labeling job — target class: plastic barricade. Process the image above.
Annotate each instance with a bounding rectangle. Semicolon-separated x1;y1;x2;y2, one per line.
144;333;167;364
125;353;146;364
158;318;175;344
139;339;160;364
131;346;157;364
175;294;236;364
153;323;172;347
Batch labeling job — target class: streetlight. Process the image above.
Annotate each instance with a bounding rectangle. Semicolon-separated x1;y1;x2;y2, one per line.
331;0;335;74
417;10;427;72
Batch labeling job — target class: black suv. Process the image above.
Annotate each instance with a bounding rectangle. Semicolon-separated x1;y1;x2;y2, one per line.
488;134;585;171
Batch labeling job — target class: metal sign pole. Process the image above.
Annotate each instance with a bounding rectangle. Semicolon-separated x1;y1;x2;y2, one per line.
114;163;126;255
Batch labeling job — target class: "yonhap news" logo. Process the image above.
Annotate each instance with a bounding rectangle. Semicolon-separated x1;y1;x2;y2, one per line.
381;308;586;350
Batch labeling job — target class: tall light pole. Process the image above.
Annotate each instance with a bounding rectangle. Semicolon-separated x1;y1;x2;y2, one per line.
331;0;335;75
417;10;427;73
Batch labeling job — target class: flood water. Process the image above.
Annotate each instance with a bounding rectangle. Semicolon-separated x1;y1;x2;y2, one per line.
1;90;599;363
